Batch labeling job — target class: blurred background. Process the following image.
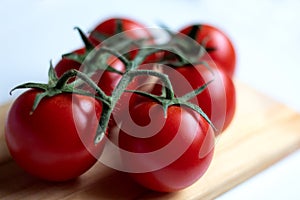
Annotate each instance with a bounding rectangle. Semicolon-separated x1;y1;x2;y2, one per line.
0;0;299;199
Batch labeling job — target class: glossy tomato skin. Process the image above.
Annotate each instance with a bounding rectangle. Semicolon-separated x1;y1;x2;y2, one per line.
129;63;236;132
89;17;152;46
5;89;104;181
88;18;154;62
166;63;236;132
179;24;236;77
118;102;215;192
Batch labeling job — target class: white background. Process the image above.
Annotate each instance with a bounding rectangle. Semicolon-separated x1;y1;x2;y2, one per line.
0;0;299;199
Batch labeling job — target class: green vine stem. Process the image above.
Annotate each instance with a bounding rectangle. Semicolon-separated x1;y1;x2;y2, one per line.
10;66;111;114
94;67;176;144
56;69;111;106
127;69;174;99
11;26;217;145
124;80;217;132
93;46;131;67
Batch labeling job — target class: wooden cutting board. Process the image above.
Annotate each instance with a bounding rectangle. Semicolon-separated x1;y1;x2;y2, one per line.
0;81;300;199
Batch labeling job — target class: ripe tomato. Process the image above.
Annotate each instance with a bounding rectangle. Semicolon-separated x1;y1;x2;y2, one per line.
127;62;235;132
89;17;152;46
165;63;235;132
5;89;104;181
117;101;214;192
179;24;236;77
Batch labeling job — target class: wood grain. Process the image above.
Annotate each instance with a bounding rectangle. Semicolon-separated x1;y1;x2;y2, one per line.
0;102;11;164
0;82;300;199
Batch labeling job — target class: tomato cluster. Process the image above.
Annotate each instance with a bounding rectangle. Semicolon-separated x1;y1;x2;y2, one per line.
5;17;236;192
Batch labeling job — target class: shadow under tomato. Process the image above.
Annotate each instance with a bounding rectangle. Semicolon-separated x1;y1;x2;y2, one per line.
0;160;183;199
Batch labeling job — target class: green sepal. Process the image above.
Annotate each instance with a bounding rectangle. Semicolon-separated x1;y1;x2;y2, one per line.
31;88;66;114
10;65;112;116
115;18;123;33
9;82;48;95
178;79;214;102
9;65;59;96
48;62;59;87
62;52;86;63
63;47;125;75
187;25;201;40
186;25;217;54
124;89;165;103
124;89;169;118
124;76;216;131
179;101;217;131
83;50;125;75
10;82;64;114
30;92;47;114
74;27;94;51
61;27;94;64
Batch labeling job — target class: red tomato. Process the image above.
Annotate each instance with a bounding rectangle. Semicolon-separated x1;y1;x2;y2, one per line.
166;62;236;132
179;24;236;77
117;101;214;192
88;18;154;62
5;89;104;181
89;17;152;46
129;62;236;132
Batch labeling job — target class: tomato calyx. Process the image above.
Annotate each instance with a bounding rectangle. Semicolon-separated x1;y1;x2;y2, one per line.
89;18;124;43
62;26;214;74
125;74;216;130
150;25;204;65
64;26;211;71
61;27;95;64
185;25;217;53
10;63;111;114
62;27;126;75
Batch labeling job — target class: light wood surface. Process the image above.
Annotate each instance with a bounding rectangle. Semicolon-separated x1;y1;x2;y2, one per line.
0;82;300;199
0;102;11;164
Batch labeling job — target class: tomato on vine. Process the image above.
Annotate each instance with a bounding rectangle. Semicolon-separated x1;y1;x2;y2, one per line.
117;101;214;192
128;62;236;132
179;24;236;77
5;89;104;181
89;17;153;46
4;20;237;192
54;28;128;97
165;62;236;132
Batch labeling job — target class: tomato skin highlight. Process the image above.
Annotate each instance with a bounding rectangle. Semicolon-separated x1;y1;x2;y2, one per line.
5;89;104;181
117;102;215;192
89;17;152;46
179;24;236;77
167;62;236;132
